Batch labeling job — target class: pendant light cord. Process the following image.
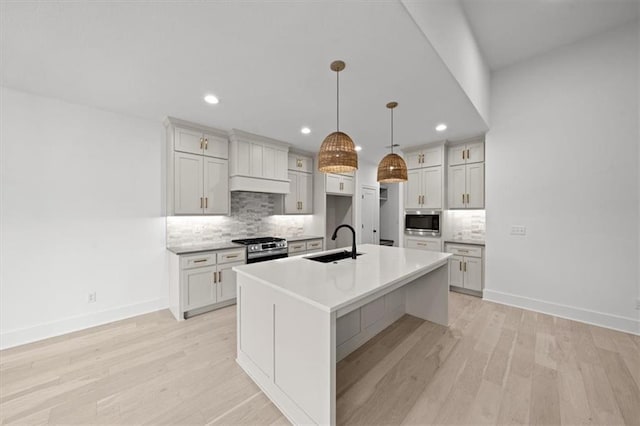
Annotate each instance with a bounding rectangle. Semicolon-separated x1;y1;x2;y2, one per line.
336;70;340;132
390;108;394;154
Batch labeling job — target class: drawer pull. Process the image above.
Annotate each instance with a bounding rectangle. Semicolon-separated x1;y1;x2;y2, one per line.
457;249;469;253
193;259;207;263
417;242;426;246
225;254;239;259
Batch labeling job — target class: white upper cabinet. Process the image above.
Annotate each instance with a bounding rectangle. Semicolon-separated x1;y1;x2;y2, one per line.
404;146;442;170
204;157;229;215
404;166;442;210
285;153;314;214
174;126;228;159
447;137;485;209
326;173;354;196
448;140;484;166
229;129;290;194
166;117;230;216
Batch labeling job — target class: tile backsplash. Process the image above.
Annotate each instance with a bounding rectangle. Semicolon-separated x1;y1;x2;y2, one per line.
167;192;306;247
445;210;486;242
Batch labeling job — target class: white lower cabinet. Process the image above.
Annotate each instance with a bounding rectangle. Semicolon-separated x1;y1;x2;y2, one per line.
405;237;441;252
288;238;324;256
169;247;246;320
445;243;484;295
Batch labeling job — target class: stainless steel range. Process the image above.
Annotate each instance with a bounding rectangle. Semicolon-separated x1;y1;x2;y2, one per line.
231;237;288;264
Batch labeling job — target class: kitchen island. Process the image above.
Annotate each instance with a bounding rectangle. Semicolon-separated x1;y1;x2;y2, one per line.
233;244;451;425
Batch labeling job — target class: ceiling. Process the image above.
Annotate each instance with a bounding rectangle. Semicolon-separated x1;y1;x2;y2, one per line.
461;0;639;70
0;1;488;164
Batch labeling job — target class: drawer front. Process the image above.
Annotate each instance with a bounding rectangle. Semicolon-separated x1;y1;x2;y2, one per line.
181;252;216;269
305;239;323;251
406;238;441;252
445;244;482;258
288;242;307;254
217;249;246;264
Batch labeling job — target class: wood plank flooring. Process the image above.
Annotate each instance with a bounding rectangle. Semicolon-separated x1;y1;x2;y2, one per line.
1;292;638;425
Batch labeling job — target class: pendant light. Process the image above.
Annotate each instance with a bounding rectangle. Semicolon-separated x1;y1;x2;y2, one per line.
377;102;408;183
318;60;358;174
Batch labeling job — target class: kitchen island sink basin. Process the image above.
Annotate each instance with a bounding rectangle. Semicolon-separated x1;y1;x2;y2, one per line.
304;250;363;263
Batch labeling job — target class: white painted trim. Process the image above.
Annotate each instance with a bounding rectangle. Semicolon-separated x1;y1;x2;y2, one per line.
0;298;167;350
483;289;640;336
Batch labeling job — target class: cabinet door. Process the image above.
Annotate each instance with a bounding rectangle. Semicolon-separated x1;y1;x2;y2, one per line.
174;127;203;155
448;165;466;209
236;140;251;175
466;163;485;209
299;172;313;214
326;174;341;194
182;266;217;311
284;172;299;214
448;256;464;288
203;157;229;215
405;169;422;209
288;154;312;173
202;133;228;159
174;152;204;214
422;167;442;209
275;149;288;180
422;147;442;167
463;257;482;291
250;143;263;177
448;145;466;166
217;262;242;302
405;151;423;170
465;141;484;164
341;176;354;195
262;145;276;179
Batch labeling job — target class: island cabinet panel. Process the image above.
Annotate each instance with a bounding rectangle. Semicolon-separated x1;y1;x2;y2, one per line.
238;281;274;379
273;294;334;426
336;309;361;346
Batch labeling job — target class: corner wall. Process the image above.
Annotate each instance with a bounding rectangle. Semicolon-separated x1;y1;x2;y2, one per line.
0;87;167;349
484;22;640;334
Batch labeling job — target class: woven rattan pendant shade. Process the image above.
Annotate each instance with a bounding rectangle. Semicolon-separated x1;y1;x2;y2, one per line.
318;60;358;174
377;153;408;182
318;131;358;173
377;101;408;183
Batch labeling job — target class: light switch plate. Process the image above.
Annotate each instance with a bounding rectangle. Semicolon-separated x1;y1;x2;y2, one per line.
510;225;526;236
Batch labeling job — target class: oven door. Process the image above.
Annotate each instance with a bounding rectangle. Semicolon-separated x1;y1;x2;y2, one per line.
247;249;289;264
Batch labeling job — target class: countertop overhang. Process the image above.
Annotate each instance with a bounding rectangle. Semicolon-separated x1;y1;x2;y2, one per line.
233;244;451;313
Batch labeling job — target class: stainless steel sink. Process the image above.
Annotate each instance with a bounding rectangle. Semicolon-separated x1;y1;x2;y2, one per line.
304;250;363;263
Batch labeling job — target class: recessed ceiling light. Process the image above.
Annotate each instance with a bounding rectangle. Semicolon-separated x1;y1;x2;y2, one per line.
301;127;311;134
355;145;362;151
204;94;219;104
435;123;447;132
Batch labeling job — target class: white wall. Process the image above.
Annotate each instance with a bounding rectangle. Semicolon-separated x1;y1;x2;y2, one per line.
0;87;167;349
485;22;640;334
401;0;491;125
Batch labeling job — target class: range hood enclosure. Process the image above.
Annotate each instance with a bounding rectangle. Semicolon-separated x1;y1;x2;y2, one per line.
229;129;291;194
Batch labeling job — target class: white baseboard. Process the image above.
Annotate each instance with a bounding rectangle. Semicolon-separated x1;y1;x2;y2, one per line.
483;289;640;336
0;298;167;350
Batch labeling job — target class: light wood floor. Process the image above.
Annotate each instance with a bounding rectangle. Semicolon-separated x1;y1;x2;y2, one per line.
1;292;639;425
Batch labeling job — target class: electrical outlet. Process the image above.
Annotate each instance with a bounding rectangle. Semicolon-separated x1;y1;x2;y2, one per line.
88;292;97;303
510;225;526;236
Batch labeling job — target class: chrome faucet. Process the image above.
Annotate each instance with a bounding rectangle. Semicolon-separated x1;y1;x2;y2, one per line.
331;224;357;259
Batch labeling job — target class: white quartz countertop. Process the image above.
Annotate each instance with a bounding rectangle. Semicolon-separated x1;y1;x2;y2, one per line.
233;244;451;313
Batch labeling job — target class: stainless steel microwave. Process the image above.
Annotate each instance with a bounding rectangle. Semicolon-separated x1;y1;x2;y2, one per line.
405;212;441;236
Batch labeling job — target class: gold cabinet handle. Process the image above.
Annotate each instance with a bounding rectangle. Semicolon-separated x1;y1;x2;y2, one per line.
218;271;222;282
417;242;427;246
213;271;217;284
205;197;208;208
200;137;204;150
194;258;207;263
462;194;465;204
226;254;239;259
466;194;470;204
418;195;421;205
466;149;470;159
459;261;462;271
463;262;467;272
200;197;203;208
300;201;303;210
204;138;208;149
462;149;465;160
